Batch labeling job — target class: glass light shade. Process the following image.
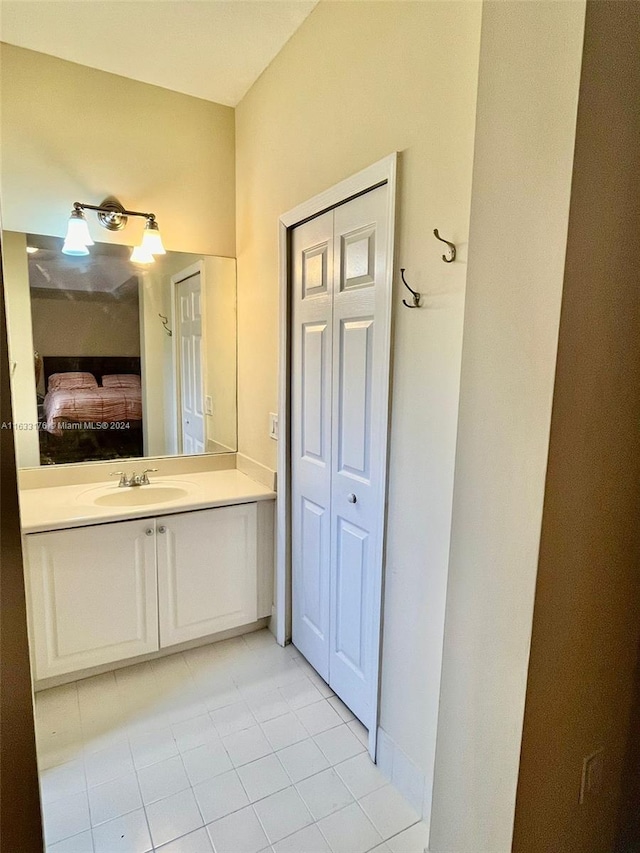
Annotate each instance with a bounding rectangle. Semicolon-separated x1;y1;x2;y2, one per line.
64;211;94;248
61;239;90;257
130;244;155;264
141;219;166;255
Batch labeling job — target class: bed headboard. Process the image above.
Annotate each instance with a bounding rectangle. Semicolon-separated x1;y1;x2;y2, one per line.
43;356;141;390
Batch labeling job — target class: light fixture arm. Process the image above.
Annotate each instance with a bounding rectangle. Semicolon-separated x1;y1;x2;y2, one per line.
73;202;156;221
72;199;157;233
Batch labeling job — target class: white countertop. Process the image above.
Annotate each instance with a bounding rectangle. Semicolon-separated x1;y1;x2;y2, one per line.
20;469;276;534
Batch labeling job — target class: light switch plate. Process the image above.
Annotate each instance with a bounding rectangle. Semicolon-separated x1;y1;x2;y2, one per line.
269;412;278;440
205;395;213;415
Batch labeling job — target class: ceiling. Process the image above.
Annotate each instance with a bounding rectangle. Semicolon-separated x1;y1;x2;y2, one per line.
26;235;205;296
0;0;318;107
27;236;140;296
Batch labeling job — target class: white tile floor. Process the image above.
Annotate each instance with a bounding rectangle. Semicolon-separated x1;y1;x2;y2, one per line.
35;630;429;853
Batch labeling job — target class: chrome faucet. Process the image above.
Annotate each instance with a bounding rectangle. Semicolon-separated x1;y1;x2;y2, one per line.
110;468;158;488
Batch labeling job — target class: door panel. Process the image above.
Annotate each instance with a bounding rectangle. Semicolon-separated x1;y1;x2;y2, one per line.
302;243;329;298
157;505;257;647
337;318;374;479
291;211;334;681
301;322;328;462
177;272;205;455
181;334;192;412
329;185;390;728
341;225;377;290
300;498;326;637
334;517;368;674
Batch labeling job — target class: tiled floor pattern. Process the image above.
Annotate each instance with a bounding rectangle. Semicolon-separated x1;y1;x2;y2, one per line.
35;630;429;853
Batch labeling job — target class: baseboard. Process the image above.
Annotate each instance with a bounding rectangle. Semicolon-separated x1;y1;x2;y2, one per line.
33;618;269;691
236;453;277;491
377;726;432;835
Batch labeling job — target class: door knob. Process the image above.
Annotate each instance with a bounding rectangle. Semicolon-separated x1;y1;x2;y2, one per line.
158;525;167;534
347;493;357;504
145;528;154;536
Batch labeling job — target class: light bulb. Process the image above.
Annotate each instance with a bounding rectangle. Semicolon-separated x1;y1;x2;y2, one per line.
141;218;166;255
130;244;155;264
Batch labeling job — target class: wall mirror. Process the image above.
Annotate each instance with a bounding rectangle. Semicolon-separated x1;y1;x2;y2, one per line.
2;231;237;467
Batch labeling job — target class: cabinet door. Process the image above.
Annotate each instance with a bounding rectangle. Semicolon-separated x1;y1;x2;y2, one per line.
25;520;158;680
157;504;257;647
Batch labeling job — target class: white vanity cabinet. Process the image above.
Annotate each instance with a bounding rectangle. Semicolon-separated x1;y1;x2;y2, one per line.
24;502;265;682
24;518;159;680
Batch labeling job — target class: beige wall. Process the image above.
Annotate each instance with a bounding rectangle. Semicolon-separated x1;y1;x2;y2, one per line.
139;266;171;457
0;43;235;257
236;0;482;816
2;230;39;466
513;3;640;850
429;2;586;850
203;256;237;454
31;293;140;365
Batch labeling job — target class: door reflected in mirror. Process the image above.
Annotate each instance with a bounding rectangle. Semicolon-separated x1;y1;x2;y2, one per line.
3;232;237;466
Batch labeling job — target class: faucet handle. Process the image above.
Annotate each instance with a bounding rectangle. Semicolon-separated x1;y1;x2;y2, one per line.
110;471;127;487
140;468;158;485
142;468;158;474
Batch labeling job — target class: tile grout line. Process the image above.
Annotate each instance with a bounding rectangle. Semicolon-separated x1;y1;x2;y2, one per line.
39;632;425;853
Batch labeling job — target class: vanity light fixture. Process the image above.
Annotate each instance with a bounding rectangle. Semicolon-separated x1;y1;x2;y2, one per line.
61;197;166;262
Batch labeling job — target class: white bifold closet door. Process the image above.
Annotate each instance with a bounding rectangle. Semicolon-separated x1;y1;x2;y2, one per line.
292;184;391;730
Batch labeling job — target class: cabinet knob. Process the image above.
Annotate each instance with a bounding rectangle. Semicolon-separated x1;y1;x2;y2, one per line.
347;493;357;504
158;525;167;534
145;528;154;536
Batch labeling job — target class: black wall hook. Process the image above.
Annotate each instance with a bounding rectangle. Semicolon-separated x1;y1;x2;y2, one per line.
401;269;421;308
434;229;456;263
159;313;172;337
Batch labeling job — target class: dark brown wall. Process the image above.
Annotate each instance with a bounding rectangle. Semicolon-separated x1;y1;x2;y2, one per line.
513;3;640;851
0;234;43;850
617;636;640;849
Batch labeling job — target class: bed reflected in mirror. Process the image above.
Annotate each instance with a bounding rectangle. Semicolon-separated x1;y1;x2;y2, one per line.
38;359;144;465
3;232;237;466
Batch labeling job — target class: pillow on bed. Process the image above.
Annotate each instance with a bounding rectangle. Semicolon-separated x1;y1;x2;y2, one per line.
101;374;141;389
48;372;98;392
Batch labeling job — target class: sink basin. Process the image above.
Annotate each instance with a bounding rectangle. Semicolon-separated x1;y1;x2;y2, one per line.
93;486;189;507
78;484;191;508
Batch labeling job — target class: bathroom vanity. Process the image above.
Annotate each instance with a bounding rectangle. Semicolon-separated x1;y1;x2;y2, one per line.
19;468;275;686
